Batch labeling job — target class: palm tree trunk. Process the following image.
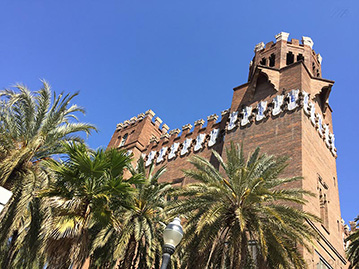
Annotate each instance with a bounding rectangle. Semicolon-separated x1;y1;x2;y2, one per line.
239;233;248;268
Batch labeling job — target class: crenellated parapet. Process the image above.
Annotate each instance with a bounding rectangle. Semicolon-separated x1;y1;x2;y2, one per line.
136;111;228;167
137;88;337;167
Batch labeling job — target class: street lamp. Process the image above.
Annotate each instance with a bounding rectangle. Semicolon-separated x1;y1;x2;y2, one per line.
160;217;183;269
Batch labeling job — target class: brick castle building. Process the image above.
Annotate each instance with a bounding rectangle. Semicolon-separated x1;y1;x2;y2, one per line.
108;32;348;268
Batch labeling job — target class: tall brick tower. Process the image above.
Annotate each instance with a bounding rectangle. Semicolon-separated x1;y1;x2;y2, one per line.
108;32;347;268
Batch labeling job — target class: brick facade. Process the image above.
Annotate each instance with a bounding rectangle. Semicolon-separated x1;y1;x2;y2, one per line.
108;32;347;268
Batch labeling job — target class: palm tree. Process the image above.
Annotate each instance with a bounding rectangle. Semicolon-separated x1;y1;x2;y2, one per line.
91;157;170;269
0;81;96;268
40;142;137;268
167;142;319;269
346;216;359;268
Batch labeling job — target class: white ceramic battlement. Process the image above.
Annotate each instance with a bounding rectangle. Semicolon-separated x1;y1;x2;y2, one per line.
275;32;290;42
302;36;314;49
254;42;265;52
207;114;218;122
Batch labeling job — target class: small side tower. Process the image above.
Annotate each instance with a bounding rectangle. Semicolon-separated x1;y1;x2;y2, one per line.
107;109;169;160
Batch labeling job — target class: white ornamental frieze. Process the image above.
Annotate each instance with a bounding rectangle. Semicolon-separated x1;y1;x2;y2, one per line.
241;106;252;126
180;138;193;156
272;95;284;116
168;142;180;160
228;111;238;131
145;151;157;167
316;113;323;137
208;128;219;147
302;91;310;115
194;133;206;152
156;147;168;163
287;89;299;111
256;101;267;122
309;103;316;125
323;124;330;147
330;134;337;156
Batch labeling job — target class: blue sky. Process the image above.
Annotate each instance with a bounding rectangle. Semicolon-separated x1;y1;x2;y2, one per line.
0;0;358;223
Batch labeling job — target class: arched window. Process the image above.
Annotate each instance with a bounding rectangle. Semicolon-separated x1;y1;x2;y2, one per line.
119;133;128;147
269;53;275;67
286;51;294;65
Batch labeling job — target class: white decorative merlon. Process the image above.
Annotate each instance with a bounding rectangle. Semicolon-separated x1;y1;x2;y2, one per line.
302;36;314;49
160;133;170;139
287;89;299;111
162;124;170;133
169;129;181;136
182;124;192;131
208;129;219;147
123;120;130;127
221;109;230;117
194;133;206;152
207;114;219;122
272;95;284;116
145;151;157;167
180;138;192;156
126;150;133;156
254;42;265;52
275;32;290;42
155;117;163;126
137;113;145;120
256;101;267;122
156;147;168;163
194;119;205;126
241;106;252;126
168;142;180;160
317;54;323;64
116;123;123;130
145;109;155;118
130;117;137;124
228;111;238;131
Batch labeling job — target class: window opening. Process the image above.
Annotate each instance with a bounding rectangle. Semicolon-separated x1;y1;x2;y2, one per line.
119;133;128;147
260;58;267;65
286;51;294;65
297;54;304;62
269;54;275;67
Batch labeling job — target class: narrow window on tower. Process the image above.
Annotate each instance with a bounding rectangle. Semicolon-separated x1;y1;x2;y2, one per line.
260;57;267;65
317;69;320;77
312;62;316;73
119;133;128;147
286;51;294;65
297;53;304;62
318;175;329;232
269;53;275;67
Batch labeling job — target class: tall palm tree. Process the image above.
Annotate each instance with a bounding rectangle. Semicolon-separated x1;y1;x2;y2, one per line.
0;81;96;268
91;157;170;269
346;216;359;269
167;142;319;269
40;142;137;269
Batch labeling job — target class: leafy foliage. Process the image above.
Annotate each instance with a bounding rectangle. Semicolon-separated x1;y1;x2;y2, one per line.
91;157;170;269
0;81;96;268
40;142;136;268
167;142;319;269
347;216;359;269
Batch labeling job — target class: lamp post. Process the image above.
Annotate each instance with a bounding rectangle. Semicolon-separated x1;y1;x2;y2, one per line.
160;217;183;269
